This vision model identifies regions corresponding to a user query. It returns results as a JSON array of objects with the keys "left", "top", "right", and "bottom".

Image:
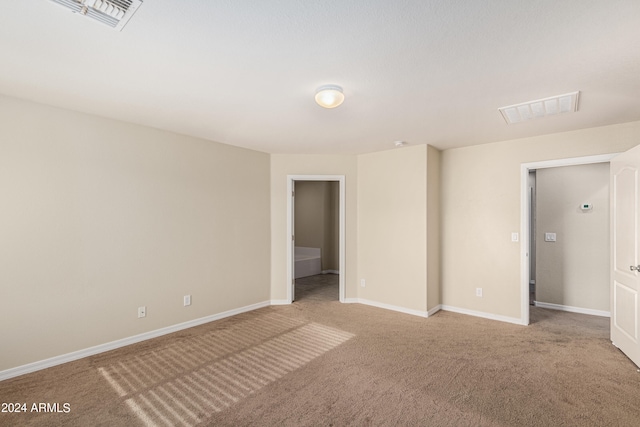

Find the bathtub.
[{"left": 294, "top": 246, "right": 321, "bottom": 279}]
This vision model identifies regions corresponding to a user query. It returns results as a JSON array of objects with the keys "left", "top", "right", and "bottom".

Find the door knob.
[{"left": 630, "top": 265, "right": 640, "bottom": 271}]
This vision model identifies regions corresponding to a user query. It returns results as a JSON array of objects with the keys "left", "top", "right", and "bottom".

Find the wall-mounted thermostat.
[{"left": 580, "top": 203, "right": 593, "bottom": 211}]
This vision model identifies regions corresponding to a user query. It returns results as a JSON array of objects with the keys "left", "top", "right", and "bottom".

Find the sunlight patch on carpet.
[{"left": 98, "top": 312, "right": 354, "bottom": 426}]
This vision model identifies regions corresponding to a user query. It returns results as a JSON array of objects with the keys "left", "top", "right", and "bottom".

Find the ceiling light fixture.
[
  {"left": 315, "top": 85, "right": 345, "bottom": 109},
  {"left": 394, "top": 141, "right": 407, "bottom": 148},
  {"left": 498, "top": 91, "right": 580, "bottom": 124}
]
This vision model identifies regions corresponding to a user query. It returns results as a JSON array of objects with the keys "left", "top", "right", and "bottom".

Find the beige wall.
[
  {"left": 294, "top": 181, "right": 339, "bottom": 271},
  {"left": 441, "top": 121, "right": 640, "bottom": 320},
  {"left": 0, "top": 95, "right": 271, "bottom": 371},
  {"left": 357, "top": 145, "right": 429, "bottom": 311},
  {"left": 5, "top": 91, "right": 640, "bottom": 374},
  {"left": 270, "top": 155, "right": 358, "bottom": 301},
  {"left": 536, "top": 163, "right": 610, "bottom": 311}
]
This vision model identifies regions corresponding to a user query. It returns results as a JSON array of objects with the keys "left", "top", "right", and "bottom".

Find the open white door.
[{"left": 611, "top": 144, "right": 640, "bottom": 367}]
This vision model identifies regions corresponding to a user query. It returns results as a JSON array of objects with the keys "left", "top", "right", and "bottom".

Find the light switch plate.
[{"left": 545, "top": 232, "right": 556, "bottom": 242}]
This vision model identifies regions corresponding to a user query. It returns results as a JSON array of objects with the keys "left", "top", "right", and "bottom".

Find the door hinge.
[{"left": 292, "top": 234, "right": 295, "bottom": 241}]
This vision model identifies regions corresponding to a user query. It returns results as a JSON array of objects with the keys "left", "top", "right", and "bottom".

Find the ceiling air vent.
[
  {"left": 498, "top": 91, "right": 580, "bottom": 124},
  {"left": 49, "top": 0, "right": 143, "bottom": 31}
]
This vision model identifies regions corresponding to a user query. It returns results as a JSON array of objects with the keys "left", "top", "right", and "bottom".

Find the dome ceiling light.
[{"left": 315, "top": 85, "right": 345, "bottom": 109}]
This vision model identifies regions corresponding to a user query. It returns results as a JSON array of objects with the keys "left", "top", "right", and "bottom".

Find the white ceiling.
[{"left": 1, "top": 0, "right": 639, "bottom": 155}]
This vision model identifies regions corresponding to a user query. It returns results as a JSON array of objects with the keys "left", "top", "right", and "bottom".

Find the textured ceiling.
[{"left": 1, "top": 0, "right": 639, "bottom": 154}]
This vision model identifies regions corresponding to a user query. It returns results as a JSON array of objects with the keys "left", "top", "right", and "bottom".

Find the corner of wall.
[{"left": 427, "top": 145, "right": 442, "bottom": 310}]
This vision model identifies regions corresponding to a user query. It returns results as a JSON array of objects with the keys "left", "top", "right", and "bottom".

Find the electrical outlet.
[
  {"left": 360, "top": 279, "right": 366, "bottom": 287},
  {"left": 476, "top": 288, "right": 483, "bottom": 297},
  {"left": 138, "top": 306, "right": 146, "bottom": 318},
  {"left": 184, "top": 295, "right": 191, "bottom": 306}
]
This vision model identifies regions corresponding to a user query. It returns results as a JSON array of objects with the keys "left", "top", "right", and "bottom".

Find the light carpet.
[{"left": 1, "top": 274, "right": 639, "bottom": 426}]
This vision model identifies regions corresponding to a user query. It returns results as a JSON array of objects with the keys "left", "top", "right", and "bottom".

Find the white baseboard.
[
  {"left": 0, "top": 300, "right": 271, "bottom": 382},
  {"left": 427, "top": 304, "right": 442, "bottom": 317},
  {"left": 322, "top": 270, "right": 340, "bottom": 275},
  {"left": 441, "top": 305, "right": 526, "bottom": 325},
  {"left": 534, "top": 301, "right": 610, "bottom": 318},
  {"left": 342, "top": 298, "right": 436, "bottom": 318},
  {"left": 270, "top": 299, "right": 291, "bottom": 305},
  {"left": 346, "top": 301, "right": 519, "bottom": 325}
]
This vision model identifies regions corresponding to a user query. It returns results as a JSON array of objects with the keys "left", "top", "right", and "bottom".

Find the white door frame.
[
  {"left": 287, "top": 175, "right": 346, "bottom": 303},
  {"left": 520, "top": 153, "right": 618, "bottom": 325}
]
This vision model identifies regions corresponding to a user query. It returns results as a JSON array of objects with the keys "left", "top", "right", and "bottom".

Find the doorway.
[
  {"left": 520, "top": 154, "right": 618, "bottom": 325},
  {"left": 286, "top": 175, "right": 346, "bottom": 304}
]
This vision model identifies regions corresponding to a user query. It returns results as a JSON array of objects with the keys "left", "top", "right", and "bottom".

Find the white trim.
[
  {"left": 520, "top": 153, "right": 619, "bottom": 326},
  {"left": 0, "top": 301, "right": 270, "bottom": 382},
  {"left": 441, "top": 305, "right": 526, "bottom": 325},
  {"left": 342, "top": 299, "right": 441, "bottom": 318},
  {"left": 270, "top": 299, "right": 291, "bottom": 305},
  {"left": 534, "top": 301, "right": 611, "bottom": 318},
  {"left": 357, "top": 299, "right": 429, "bottom": 317},
  {"left": 427, "top": 304, "right": 443, "bottom": 317},
  {"left": 287, "top": 175, "right": 346, "bottom": 304},
  {"left": 322, "top": 270, "right": 340, "bottom": 275},
  {"left": 345, "top": 298, "right": 428, "bottom": 318}
]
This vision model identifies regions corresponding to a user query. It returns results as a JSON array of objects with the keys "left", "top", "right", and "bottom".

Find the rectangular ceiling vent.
[
  {"left": 49, "top": 0, "right": 143, "bottom": 31},
  {"left": 498, "top": 91, "right": 580, "bottom": 124}
]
